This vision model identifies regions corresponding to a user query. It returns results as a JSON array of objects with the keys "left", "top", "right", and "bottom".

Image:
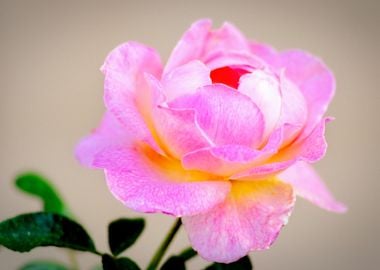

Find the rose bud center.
[{"left": 210, "top": 66, "right": 249, "bottom": 89}]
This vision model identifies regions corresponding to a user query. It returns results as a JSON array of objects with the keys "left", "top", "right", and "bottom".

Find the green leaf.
[
  {"left": 19, "top": 260, "right": 69, "bottom": 270},
  {"left": 102, "top": 254, "right": 140, "bottom": 270},
  {"left": 15, "top": 173, "right": 72, "bottom": 217},
  {"left": 160, "top": 256, "right": 185, "bottom": 270},
  {"left": 204, "top": 256, "right": 253, "bottom": 270},
  {"left": 160, "top": 247, "right": 197, "bottom": 270},
  {"left": 108, "top": 218, "right": 145, "bottom": 256},
  {"left": 0, "top": 212, "right": 97, "bottom": 254}
]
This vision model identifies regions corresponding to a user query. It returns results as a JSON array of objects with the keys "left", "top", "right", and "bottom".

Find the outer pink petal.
[
  {"left": 276, "top": 50, "right": 335, "bottom": 139},
  {"left": 78, "top": 43, "right": 163, "bottom": 167},
  {"left": 204, "top": 21, "right": 250, "bottom": 54},
  {"left": 250, "top": 42, "right": 335, "bottom": 138},
  {"left": 182, "top": 179, "right": 295, "bottom": 263},
  {"left": 249, "top": 41, "right": 277, "bottom": 66},
  {"left": 75, "top": 112, "right": 129, "bottom": 167},
  {"left": 161, "top": 60, "right": 211, "bottom": 102},
  {"left": 93, "top": 146, "right": 231, "bottom": 216},
  {"left": 238, "top": 70, "right": 282, "bottom": 140},
  {"left": 169, "top": 84, "right": 265, "bottom": 148},
  {"left": 164, "top": 19, "right": 212, "bottom": 73},
  {"left": 233, "top": 118, "right": 331, "bottom": 180},
  {"left": 165, "top": 19, "right": 251, "bottom": 72},
  {"left": 182, "top": 126, "right": 285, "bottom": 176},
  {"left": 103, "top": 70, "right": 161, "bottom": 152},
  {"left": 101, "top": 41, "right": 162, "bottom": 78},
  {"left": 279, "top": 161, "right": 347, "bottom": 213},
  {"left": 101, "top": 42, "right": 163, "bottom": 151}
]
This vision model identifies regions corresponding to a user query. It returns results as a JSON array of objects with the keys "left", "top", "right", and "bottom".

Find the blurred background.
[{"left": 0, "top": 0, "right": 379, "bottom": 269}]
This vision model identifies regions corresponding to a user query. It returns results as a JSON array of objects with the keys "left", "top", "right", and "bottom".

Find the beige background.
[{"left": 0, "top": 0, "right": 379, "bottom": 269}]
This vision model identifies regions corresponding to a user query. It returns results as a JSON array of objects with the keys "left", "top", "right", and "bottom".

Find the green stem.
[{"left": 146, "top": 218, "right": 182, "bottom": 270}]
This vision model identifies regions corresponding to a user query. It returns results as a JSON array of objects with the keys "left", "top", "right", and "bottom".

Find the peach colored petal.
[
  {"left": 102, "top": 42, "right": 163, "bottom": 151},
  {"left": 181, "top": 126, "right": 285, "bottom": 176},
  {"left": 182, "top": 179, "right": 295, "bottom": 263},
  {"left": 93, "top": 145, "right": 231, "bottom": 216},
  {"left": 145, "top": 73, "right": 213, "bottom": 158},
  {"left": 233, "top": 118, "right": 331, "bottom": 180}
]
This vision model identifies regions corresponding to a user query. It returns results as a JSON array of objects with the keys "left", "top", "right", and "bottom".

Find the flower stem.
[{"left": 146, "top": 218, "right": 182, "bottom": 270}]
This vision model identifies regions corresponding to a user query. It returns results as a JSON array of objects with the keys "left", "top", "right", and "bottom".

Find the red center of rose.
[{"left": 210, "top": 66, "right": 249, "bottom": 89}]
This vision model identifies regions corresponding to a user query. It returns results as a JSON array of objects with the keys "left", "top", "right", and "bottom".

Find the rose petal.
[
  {"left": 182, "top": 179, "right": 295, "bottom": 263},
  {"left": 233, "top": 118, "right": 331, "bottom": 180},
  {"left": 165, "top": 19, "right": 212, "bottom": 73},
  {"left": 75, "top": 112, "right": 130, "bottom": 167},
  {"left": 154, "top": 106, "right": 213, "bottom": 158},
  {"left": 169, "top": 84, "right": 265, "bottom": 148},
  {"left": 162, "top": 60, "right": 211, "bottom": 102},
  {"left": 249, "top": 41, "right": 277, "bottom": 66},
  {"left": 205, "top": 50, "right": 265, "bottom": 71},
  {"left": 182, "top": 126, "right": 285, "bottom": 176},
  {"left": 144, "top": 73, "right": 213, "bottom": 158},
  {"left": 165, "top": 20, "right": 251, "bottom": 73},
  {"left": 276, "top": 50, "right": 335, "bottom": 139},
  {"left": 250, "top": 42, "right": 335, "bottom": 139},
  {"left": 279, "top": 161, "right": 347, "bottom": 213},
  {"left": 102, "top": 42, "right": 163, "bottom": 151},
  {"left": 93, "top": 145, "right": 231, "bottom": 216},
  {"left": 276, "top": 71, "right": 307, "bottom": 144},
  {"left": 238, "top": 70, "right": 282, "bottom": 140},
  {"left": 284, "top": 117, "right": 332, "bottom": 163},
  {"left": 101, "top": 41, "right": 162, "bottom": 78},
  {"left": 182, "top": 145, "right": 266, "bottom": 176},
  {"left": 103, "top": 70, "right": 161, "bottom": 153},
  {"left": 204, "top": 21, "right": 250, "bottom": 54}
]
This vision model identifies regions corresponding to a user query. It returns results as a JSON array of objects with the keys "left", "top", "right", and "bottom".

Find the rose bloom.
[{"left": 76, "top": 19, "right": 346, "bottom": 263}]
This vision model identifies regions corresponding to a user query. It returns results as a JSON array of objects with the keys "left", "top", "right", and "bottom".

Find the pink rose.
[{"left": 76, "top": 19, "right": 346, "bottom": 263}]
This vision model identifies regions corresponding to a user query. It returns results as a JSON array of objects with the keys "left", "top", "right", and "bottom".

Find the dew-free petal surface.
[
  {"left": 233, "top": 118, "right": 331, "bottom": 179},
  {"left": 182, "top": 179, "right": 295, "bottom": 263},
  {"left": 165, "top": 19, "right": 212, "bottom": 73},
  {"left": 93, "top": 145, "right": 231, "bottom": 216},
  {"left": 279, "top": 161, "right": 347, "bottom": 213},
  {"left": 250, "top": 42, "right": 335, "bottom": 139},
  {"left": 182, "top": 126, "right": 285, "bottom": 176},
  {"left": 154, "top": 106, "right": 213, "bottom": 158},
  {"left": 102, "top": 42, "right": 163, "bottom": 150},
  {"left": 238, "top": 70, "right": 282, "bottom": 140},
  {"left": 169, "top": 84, "right": 264, "bottom": 148},
  {"left": 165, "top": 19, "right": 252, "bottom": 73},
  {"left": 162, "top": 60, "right": 211, "bottom": 101},
  {"left": 75, "top": 112, "right": 129, "bottom": 167}
]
